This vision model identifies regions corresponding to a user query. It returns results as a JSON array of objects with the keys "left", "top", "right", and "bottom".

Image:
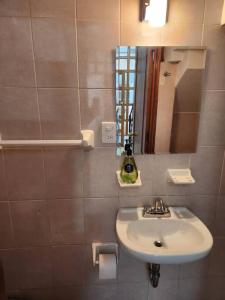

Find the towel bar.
[{"left": 0, "top": 130, "right": 94, "bottom": 150}]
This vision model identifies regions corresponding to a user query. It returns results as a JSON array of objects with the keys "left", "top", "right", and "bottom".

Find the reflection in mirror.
[{"left": 115, "top": 46, "right": 206, "bottom": 155}]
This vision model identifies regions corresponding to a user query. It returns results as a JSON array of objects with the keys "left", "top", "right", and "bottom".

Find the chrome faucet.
[
  {"left": 143, "top": 198, "right": 170, "bottom": 217},
  {"left": 153, "top": 198, "right": 167, "bottom": 214}
]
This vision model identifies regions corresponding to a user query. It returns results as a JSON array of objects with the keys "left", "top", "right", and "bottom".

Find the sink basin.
[{"left": 116, "top": 207, "right": 213, "bottom": 264}]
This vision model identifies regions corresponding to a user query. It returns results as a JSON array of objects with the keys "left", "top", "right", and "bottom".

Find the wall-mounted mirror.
[{"left": 115, "top": 46, "right": 206, "bottom": 155}]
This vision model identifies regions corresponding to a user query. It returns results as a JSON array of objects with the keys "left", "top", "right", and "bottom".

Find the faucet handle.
[
  {"left": 153, "top": 198, "right": 169, "bottom": 214},
  {"left": 153, "top": 198, "right": 162, "bottom": 212},
  {"left": 160, "top": 199, "right": 169, "bottom": 213}
]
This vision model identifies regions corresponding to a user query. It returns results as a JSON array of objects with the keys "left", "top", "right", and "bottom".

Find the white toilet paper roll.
[{"left": 99, "top": 253, "right": 117, "bottom": 280}]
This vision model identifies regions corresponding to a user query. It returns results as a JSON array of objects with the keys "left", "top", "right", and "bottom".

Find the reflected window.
[{"left": 115, "top": 46, "right": 137, "bottom": 155}]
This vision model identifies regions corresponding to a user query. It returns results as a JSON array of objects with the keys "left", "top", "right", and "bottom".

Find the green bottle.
[{"left": 120, "top": 144, "right": 138, "bottom": 184}]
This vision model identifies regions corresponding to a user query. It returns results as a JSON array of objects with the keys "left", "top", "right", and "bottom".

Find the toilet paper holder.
[{"left": 92, "top": 242, "right": 119, "bottom": 266}]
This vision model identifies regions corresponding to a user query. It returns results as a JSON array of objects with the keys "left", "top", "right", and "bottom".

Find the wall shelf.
[
  {"left": 167, "top": 169, "right": 195, "bottom": 185},
  {"left": 116, "top": 170, "right": 142, "bottom": 187},
  {"left": 0, "top": 130, "right": 94, "bottom": 150}
]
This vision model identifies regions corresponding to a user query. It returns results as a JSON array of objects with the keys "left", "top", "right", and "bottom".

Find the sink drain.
[{"left": 154, "top": 240, "right": 162, "bottom": 247}]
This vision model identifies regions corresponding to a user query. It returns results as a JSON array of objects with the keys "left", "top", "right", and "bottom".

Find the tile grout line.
[
  {"left": 29, "top": 14, "right": 43, "bottom": 141},
  {"left": 0, "top": 150, "right": 15, "bottom": 245},
  {"left": 218, "top": 151, "right": 225, "bottom": 195},
  {"left": 0, "top": 86, "right": 117, "bottom": 90},
  {"left": 201, "top": 0, "right": 207, "bottom": 46},
  {"left": 211, "top": 150, "right": 225, "bottom": 237},
  {"left": 119, "top": 0, "right": 121, "bottom": 45},
  {"left": 1, "top": 86, "right": 225, "bottom": 92},
  {"left": 1, "top": 146, "right": 17, "bottom": 245},
  {"left": 74, "top": 0, "right": 85, "bottom": 198},
  {"left": 28, "top": 2, "right": 50, "bottom": 236},
  {"left": 74, "top": 0, "right": 82, "bottom": 134}
]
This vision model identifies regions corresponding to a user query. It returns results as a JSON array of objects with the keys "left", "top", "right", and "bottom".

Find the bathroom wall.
[
  {"left": 0, "top": 0, "right": 224, "bottom": 299},
  {"left": 171, "top": 69, "right": 202, "bottom": 153}
]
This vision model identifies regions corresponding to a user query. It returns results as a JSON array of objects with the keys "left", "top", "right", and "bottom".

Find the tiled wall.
[{"left": 0, "top": 0, "right": 224, "bottom": 299}]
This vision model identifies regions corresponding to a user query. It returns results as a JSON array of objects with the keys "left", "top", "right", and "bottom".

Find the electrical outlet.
[{"left": 102, "top": 122, "right": 116, "bottom": 144}]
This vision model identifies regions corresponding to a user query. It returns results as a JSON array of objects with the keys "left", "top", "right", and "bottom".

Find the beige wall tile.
[
  {"left": 0, "top": 152, "right": 8, "bottom": 201},
  {"left": 205, "top": 0, "right": 224, "bottom": 24},
  {"left": 186, "top": 195, "right": 217, "bottom": 232},
  {"left": 32, "top": 18, "right": 78, "bottom": 87},
  {"left": 121, "top": 0, "right": 140, "bottom": 23},
  {"left": 121, "top": 22, "right": 162, "bottom": 46},
  {"left": 5, "top": 149, "right": 45, "bottom": 201},
  {"left": 118, "top": 181, "right": 153, "bottom": 198},
  {"left": 0, "top": 88, "right": 41, "bottom": 140},
  {"left": 0, "top": 0, "right": 30, "bottom": 17},
  {"left": 177, "top": 278, "right": 206, "bottom": 300},
  {"left": 9, "top": 288, "right": 54, "bottom": 300},
  {"left": 0, "top": 17, "right": 35, "bottom": 86},
  {"left": 0, "top": 59, "right": 35, "bottom": 87},
  {"left": 0, "top": 202, "right": 14, "bottom": 248},
  {"left": 203, "top": 25, "right": 225, "bottom": 90},
  {"left": 118, "top": 247, "right": 148, "bottom": 283},
  {"left": 51, "top": 245, "right": 85, "bottom": 286},
  {"left": 77, "top": 20, "right": 119, "bottom": 88},
  {"left": 83, "top": 148, "right": 119, "bottom": 197},
  {"left": 160, "top": 264, "right": 180, "bottom": 280},
  {"left": 161, "top": 23, "right": 202, "bottom": 46},
  {"left": 149, "top": 279, "right": 178, "bottom": 300},
  {"left": 0, "top": 17, "right": 33, "bottom": 61},
  {"left": 215, "top": 196, "right": 225, "bottom": 237},
  {"left": 11, "top": 200, "right": 50, "bottom": 247},
  {"left": 44, "top": 149, "right": 83, "bottom": 199},
  {"left": 84, "top": 286, "right": 117, "bottom": 300},
  {"left": 190, "top": 147, "right": 224, "bottom": 195},
  {"left": 51, "top": 287, "right": 84, "bottom": 300},
  {"left": 198, "top": 91, "right": 225, "bottom": 146},
  {"left": 205, "top": 276, "right": 225, "bottom": 300},
  {"left": 47, "top": 199, "right": 84, "bottom": 244},
  {"left": 38, "top": 88, "right": 81, "bottom": 139},
  {"left": 77, "top": 0, "right": 120, "bottom": 21},
  {"left": 80, "top": 89, "right": 115, "bottom": 146},
  {"left": 209, "top": 238, "right": 225, "bottom": 276},
  {"left": 84, "top": 197, "right": 118, "bottom": 242},
  {"left": 220, "top": 157, "right": 225, "bottom": 195},
  {"left": 117, "top": 283, "right": 149, "bottom": 300},
  {"left": 168, "top": 0, "right": 205, "bottom": 24},
  {"left": 119, "top": 196, "right": 155, "bottom": 208},
  {"left": 16, "top": 248, "right": 52, "bottom": 289},
  {"left": 31, "top": 0, "right": 75, "bottom": 17},
  {"left": 0, "top": 248, "right": 52, "bottom": 290},
  {"left": 179, "top": 257, "right": 209, "bottom": 279}
]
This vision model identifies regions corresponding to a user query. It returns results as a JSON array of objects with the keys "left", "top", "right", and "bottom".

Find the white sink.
[{"left": 116, "top": 207, "right": 213, "bottom": 264}]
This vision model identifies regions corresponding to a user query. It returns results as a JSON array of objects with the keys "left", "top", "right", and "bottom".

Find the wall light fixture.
[
  {"left": 140, "top": 0, "right": 168, "bottom": 28},
  {"left": 221, "top": 0, "right": 225, "bottom": 25}
]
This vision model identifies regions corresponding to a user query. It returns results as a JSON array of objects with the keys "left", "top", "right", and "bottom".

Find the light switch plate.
[{"left": 102, "top": 122, "right": 116, "bottom": 144}]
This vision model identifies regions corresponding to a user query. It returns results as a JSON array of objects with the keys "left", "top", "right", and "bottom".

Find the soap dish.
[
  {"left": 116, "top": 170, "right": 142, "bottom": 188},
  {"left": 167, "top": 169, "right": 195, "bottom": 185}
]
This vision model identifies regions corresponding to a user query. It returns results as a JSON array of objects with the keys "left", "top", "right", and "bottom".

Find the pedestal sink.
[{"left": 116, "top": 207, "right": 213, "bottom": 264}]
